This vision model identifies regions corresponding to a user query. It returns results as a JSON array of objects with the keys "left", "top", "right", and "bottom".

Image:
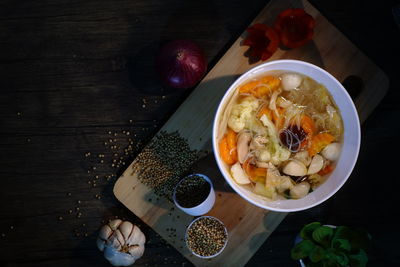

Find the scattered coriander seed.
[
  {"left": 1, "top": 233, "right": 5, "bottom": 237},
  {"left": 58, "top": 216, "right": 63, "bottom": 221},
  {"left": 10, "top": 226, "right": 14, "bottom": 230},
  {"left": 142, "top": 104, "right": 146, "bottom": 108},
  {"left": 108, "top": 131, "right": 112, "bottom": 134},
  {"left": 133, "top": 131, "right": 198, "bottom": 200},
  {"left": 27, "top": 138, "right": 31, "bottom": 142},
  {"left": 17, "top": 112, "right": 21, "bottom": 116},
  {"left": 67, "top": 192, "right": 72, "bottom": 197},
  {"left": 77, "top": 200, "right": 81, "bottom": 204},
  {"left": 129, "top": 119, "right": 133, "bottom": 123},
  {"left": 69, "top": 210, "right": 73, "bottom": 214}
]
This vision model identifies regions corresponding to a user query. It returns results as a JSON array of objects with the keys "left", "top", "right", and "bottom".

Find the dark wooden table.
[{"left": 1, "top": 0, "right": 399, "bottom": 266}]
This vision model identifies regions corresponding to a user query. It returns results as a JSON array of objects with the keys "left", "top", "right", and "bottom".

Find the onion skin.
[{"left": 156, "top": 40, "right": 207, "bottom": 89}]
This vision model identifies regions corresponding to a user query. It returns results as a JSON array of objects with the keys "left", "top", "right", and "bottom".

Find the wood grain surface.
[{"left": 0, "top": 0, "right": 399, "bottom": 266}]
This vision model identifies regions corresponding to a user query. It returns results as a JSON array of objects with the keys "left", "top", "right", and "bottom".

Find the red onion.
[{"left": 156, "top": 40, "right": 207, "bottom": 89}]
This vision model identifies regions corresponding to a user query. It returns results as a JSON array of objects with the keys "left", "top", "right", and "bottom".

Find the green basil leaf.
[
  {"left": 300, "top": 222, "right": 321, "bottom": 240},
  {"left": 312, "top": 226, "right": 334, "bottom": 248},
  {"left": 309, "top": 245, "right": 325, "bottom": 263},
  {"left": 334, "top": 226, "right": 370, "bottom": 252},
  {"left": 291, "top": 240, "right": 316, "bottom": 260},
  {"left": 333, "top": 226, "right": 351, "bottom": 240},
  {"left": 349, "top": 249, "right": 368, "bottom": 267},
  {"left": 332, "top": 238, "right": 351, "bottom": 252},
  {"left": 333, "top": 251, "right": 349, "bottom": 266},
  {"left": 322, "top": 258, "right": 338, "bottom": 267}
]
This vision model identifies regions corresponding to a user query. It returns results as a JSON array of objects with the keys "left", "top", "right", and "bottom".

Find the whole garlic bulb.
[{"left": 97, "top": 219, "right": 146, "bottom": 266}]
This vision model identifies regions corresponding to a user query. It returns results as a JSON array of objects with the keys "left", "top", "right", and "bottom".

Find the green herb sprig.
[{"left": 291, "top": 222, "right": 371, "bottom": 267}]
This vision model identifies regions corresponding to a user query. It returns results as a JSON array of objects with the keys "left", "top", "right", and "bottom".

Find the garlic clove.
[
  {"left": 104, "top": 246, "right": 136, "bottom": 267},
  {"left": 283, "top": 160, "right": 307, "bottom": 176},
  {"left": 230, "top": 162, "right": 251, "bottom": 184},
  {"left": 119, "top": 221, "right": 133, "bottom": 241},
  {"left": 135, "top": 228, "right": 146, "bottom": 246},
  {"left": 281, "top": 73, "right": 303, "bottom": 91},
  {"left": 290, "top": 181, "right": 311, "bottom": 199},
  {"left": 294, "top": 150, "right": 311, "bottom": 167},
  {"left": 321, "top": 142, "right": 341, "bottom": 161},
  {"left": 99, "top": 224, "right": 113, "bottom": 240},
  {"left": 113, "top": 229, "right": 126, "bottom": 247},
  {"left": 107, "top": 235, "right": 122, "bottom": 250},
  {"left": 307, "top": 154, "right": 324, "bottom": 174},
  {"left": 128, "top": 244, "right": 145, "bottom": 259},
  {"left": 126, "top": 225, "right": 144, "bottom": 246},
  {"left": 97, "top": 237, "right": 106, "bottom": 251},
  {"left": 109, "top": 219, "right": 123, "bottom": 230}
]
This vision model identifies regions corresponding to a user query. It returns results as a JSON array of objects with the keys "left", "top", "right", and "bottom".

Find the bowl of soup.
[{"left": 212, "top": 60, "right": 360, "bottom": 212}]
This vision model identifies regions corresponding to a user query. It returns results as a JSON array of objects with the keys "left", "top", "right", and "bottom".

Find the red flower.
[
  {"left": 274, "top": 8, "right": 315, "bottom": 49},
  {"left": 243, "top": 23, "right": 280, "bottom": 61}
]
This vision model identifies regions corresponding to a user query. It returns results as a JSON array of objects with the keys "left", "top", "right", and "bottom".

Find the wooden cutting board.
[{"left": 114, "top": 0, "right": 389, "bottom": 266}]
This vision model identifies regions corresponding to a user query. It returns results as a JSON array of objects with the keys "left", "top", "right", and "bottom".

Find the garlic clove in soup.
[
  {"left": 283, "top": 160, "right": 307, "bottom": 176},
  {"left": 290, "top": 181, "right": 311, "bottom": 199},
  {"left": 281, "top": 73, "right": 303, "bottom": 91},
  {"left": 307, "top": 154, "right": 324, "bottom": 174},
  {"left": 321, "top": 142, "right": 341, "bottom": 161},
  {"left": 231, "top": 162, "right": 251, "bottom": 184},
  {"left": 294, "top": 150, "right": 311, "bottom": 167}
]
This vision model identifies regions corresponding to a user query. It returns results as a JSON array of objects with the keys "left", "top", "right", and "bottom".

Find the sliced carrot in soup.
[{"left": 308, "top": 133, "right": 335, "bottom": 156}]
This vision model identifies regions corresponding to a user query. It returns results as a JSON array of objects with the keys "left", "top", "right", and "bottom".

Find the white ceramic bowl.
[{"left": 212, "top": 59, "right": 360, "bottom": 212}]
